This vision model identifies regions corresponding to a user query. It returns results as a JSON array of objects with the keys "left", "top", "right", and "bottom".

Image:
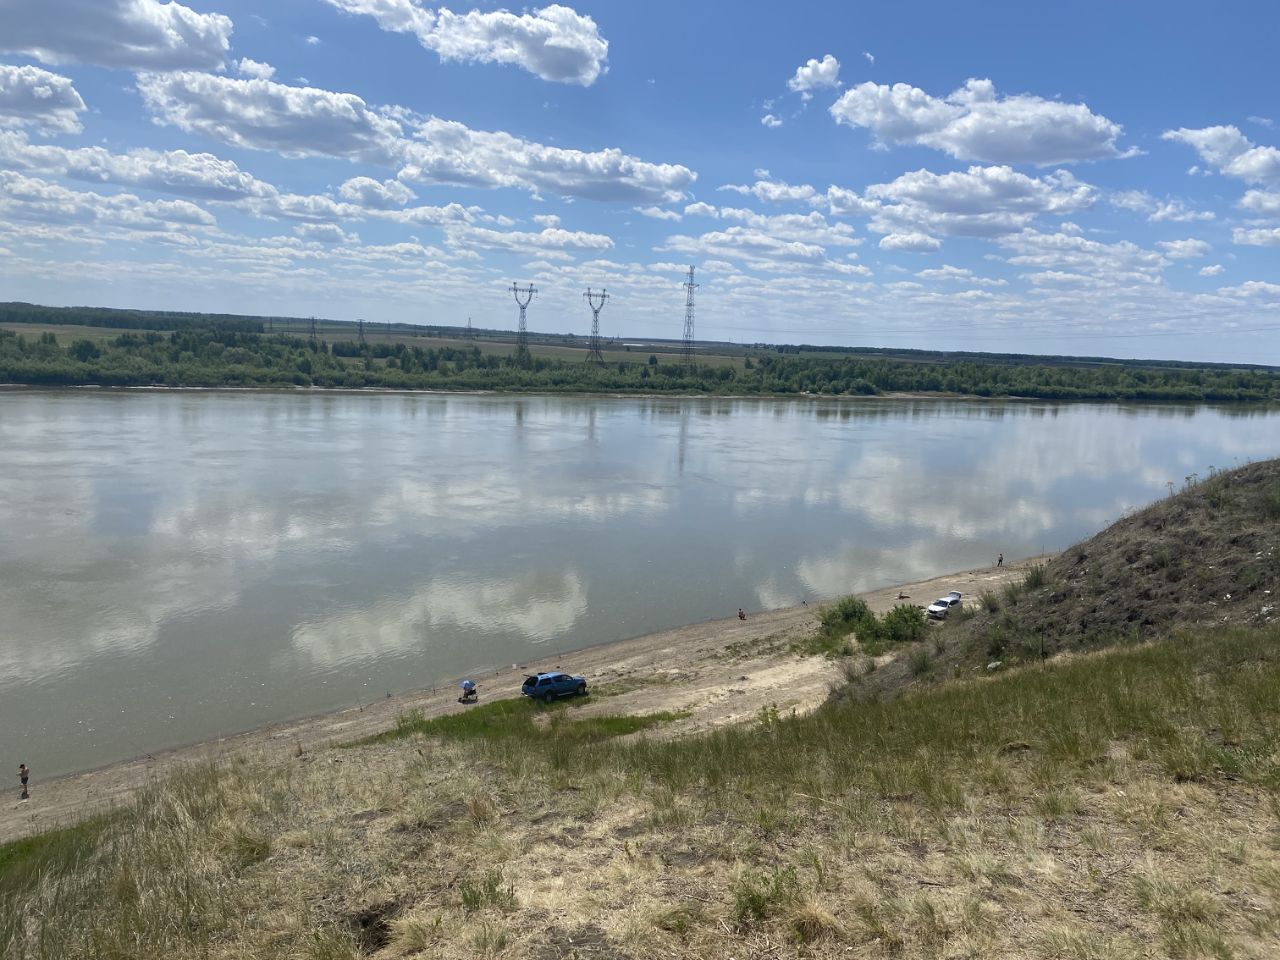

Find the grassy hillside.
[{"left": 4, "top": 462, "right": 1280, "bottom": 959}]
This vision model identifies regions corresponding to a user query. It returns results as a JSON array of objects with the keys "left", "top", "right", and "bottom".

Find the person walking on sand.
[
  {"left": 997, "top": 553, "right": 1004, "bottom": 567},
  {"left": 18, "top": 763, "right": 29, "bottom": 800},
  {"left": 738, "top": 608, "right": 746, "bottom": 621}
]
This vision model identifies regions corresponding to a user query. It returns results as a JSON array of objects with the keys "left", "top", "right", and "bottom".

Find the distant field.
[
  {"left": 3, "top": 318, "right": 747, "bottom": 370},
  {"left": 0, "top": 323, "right": 155, "bottom": 343}
]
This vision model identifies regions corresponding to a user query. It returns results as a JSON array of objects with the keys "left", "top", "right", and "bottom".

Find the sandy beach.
[{"left": 2, "top": 556, "right": 1048, "bottom": 846}]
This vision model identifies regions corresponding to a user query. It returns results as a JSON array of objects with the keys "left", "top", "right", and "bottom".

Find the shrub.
[{"left": 881, "top": 604, "right": 928, "bottom": 645}]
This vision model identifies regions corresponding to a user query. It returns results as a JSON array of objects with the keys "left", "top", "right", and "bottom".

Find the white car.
[{"left": 926, "top": 591, "right": 963, "bottom": 619}]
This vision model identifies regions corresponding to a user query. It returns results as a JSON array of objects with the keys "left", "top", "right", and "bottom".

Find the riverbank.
[{"left": 1, "top": 557, "right": 1047, "bottom": 845}]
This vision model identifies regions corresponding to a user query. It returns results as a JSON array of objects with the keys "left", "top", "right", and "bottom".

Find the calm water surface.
[{"left": 2, "top": 390, "right": 1278, "bottom": 777}]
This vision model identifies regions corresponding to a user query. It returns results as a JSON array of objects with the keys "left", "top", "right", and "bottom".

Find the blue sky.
[{"left": 0, "top": 0, "right": 1277, "bottom": 362}]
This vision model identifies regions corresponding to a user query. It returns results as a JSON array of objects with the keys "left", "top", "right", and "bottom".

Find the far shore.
[{"left": 2, "top": 556, "right": 1052, "bottom": 845}]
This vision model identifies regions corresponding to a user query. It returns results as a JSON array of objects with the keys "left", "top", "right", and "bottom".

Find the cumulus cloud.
[
  {"left": 1218, "top": 280, "right": 1280, "bottom": 299},
  {"left": 1157, "top": 238, "right": 1211, "bottom": 259},
  {"left": 1163, "top": 126, "right": 1280, "bottom": 186},
  {"left": 831, "top": 77, "right": 1130, "bottom": 165},
  {"left": 635, "top": 205, "right": 681, "bottom": 220},
  {"left": 137, "top": 72, "right": 695, "bottom": 203},
  {"left": 0, "top": 171, "right": 216, "bottom": 232},
  {"left": 322, "top": 1, "right": 608, "bottom": 85},
  {"left": 0, "top": 64, "right": 86, "bottom": 134},
  {"left": 337, "top": 175, "right": 415, "bottom": 208},
  {"left": 399, "top": 116, "right": 694, "bottom": 203},
  {"left": 294, "top": 222, "right": 358, "bottom": 244},
  {"left": 0, "top": 130, "right": 278, "bottom": 200},
  {"left": 787, "top": 54, "right": 840, "bottom": 99},
  {"left": 0, "top": 0, "right": 232, "bottom": 71},
  {"left": 1199, "top": 264, "right": 1224, "bottom": 276},
  {"left": 719, "top": 177, "right": 819, "bottom": 205},
  {"left": 917, "top": 264, "right": 1006, "bottom": 286},
  {"left": 444, "top": 222, "right": 613, "bottom": 253},
  {"left": 683, "top": 201, "right": 717, "bottom": 218},
  {"left": 879, "top": 232, "right": 940, "bottom": 252},
  {"left": 761, "top": 114, "right": 783, "bottom": 128},
  {"left": 860, "top": 165, "right": 1095, "bottom": 237},
  {"left": 1233, "top": 226, "right": 1280, "bottom": 246},
  {"left": 661, "top": 226, "right": 828, "bottom": 265},
  {"left": 234, "top": 57, "right": 276, "bottom": 80},
  {"left": 136, "top": 72, "right": 403, "bottom": 163},
  {"left": 1108, "top": 190, "right": 1215, "bottom": 222},
  {"left": 1240, "top": 190, "right": 1280, "bottom": 217},
  {"left": 999, "top": 229, "right": 1168, "bottom": 285}
]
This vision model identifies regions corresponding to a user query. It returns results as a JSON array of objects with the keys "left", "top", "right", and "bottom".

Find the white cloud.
[
  {"left": 322, "top": 1, "right": 608, "bottom": 85},
  {"left": 661, "top": 227, "right": 828, "bottom": 266},
  {"left": 399, "top": 116, "right": 694, "bottom": 203},
  {"left": 863, "top": 51, "right": 874, "bottom": 64},
  {"left": 715, "top": 208, "right": 859, "bottom": 248},
  {"left": 136, "top": 72, "right": 695, "bottom": 202},
  {"left": 0, "top": 0, "right": 232, "bottom": 71},
  {"left": 848, "top": 165, "right": 1095, "bottom": 238},
  {"left": 831, "top": 77, "right": 1129, "bottom": 165},
  {"left": 136, "top": 72, "right": 403, "bottom": 163},
  {"left": 719, "top": 177, "right": 819, "bottom": 205},
  {"left": 635, "top": 205, "right": 681, "bottom": 221},
  {"left": 879, "top": 232, "right": 940, "bottom": 252},
  {"left": 234, "top": 57, "right": 276, "bottom": 80},
  {"left": 0, "top": 131, "right": 278, "bottom": 200},
  {"left": 305, "top": 35, "right": 321, "bottom": 45},
  {"left": 761, "top": 113, "right": 783, "bottom": 128},
  {"left": 917, "top": 264, "right": 1006, "bottom": 286},
  {"left": 294, "top": 222, "right": 358, "bottom": 244},
  {"left": 1108, "top": 189, "right": 1213, "bottom": 222},
  {"left": 1218, "top": 280, "right": 1280, "bottom": 299},
  {"left": 787, "top": 54, "right": 840, "bottom": 99},
  {"left": 683, "top": 201, "right": 717, "bottom": 218},
  {"left": 1232, "top": 226, "right": 1280, "bottom": 246},
  {"left": 444, "top": 223, "right": 613, "bottom": 253},
  {"left": 337, "top": 175, "right": 415, "bottom": 208},
  {"left": 1240, "top": 190, "right": 1280, "bottom": 217},
  {"left": 1000, "top": 229, "right": 1168, "bottom": 284},
  {"left": 1163, "top": 126, "right": 1280, "bottom": 186},
  {"left": 0, "top": 64, "right": 86, "bottom": 134},
  {"left": 1157, "top": 238, "right": 1211, "bottom": 259},
  {"left": 0, "top": 171, "right": 216, "bottom": 232},
  {"left": 1199, "top": 264, "right": 1224, "bottom": 276}
]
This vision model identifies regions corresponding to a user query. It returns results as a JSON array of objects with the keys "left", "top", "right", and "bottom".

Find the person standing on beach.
[
  {"left": 997, "top": 553, "right": 1004, "bottom": 567},
  {"left": 18, "top": 763, "right": 29, "bottom": 799}
]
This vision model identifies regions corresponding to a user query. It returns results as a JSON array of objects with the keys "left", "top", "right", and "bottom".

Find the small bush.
[
  {"left": 882, "top": 604, "right": 928, "bottom": 644},
  {"left": 909, "top": 648, "right": 933, "bottom": 676},
  {"left": 820, "top": 596, "right": 872, "bottom": 633},
  {"left": 459, "top": 869, "right": 516, "bottom": 913},
  {"left": 1023, "top": 564, "right": 1048, "bottom": 589},
  {"left": 980, "top": 591, "right": 1001, "bottom": 613},
  {"left": 732, "top": 867, "right": 801, "bottom": 925}
]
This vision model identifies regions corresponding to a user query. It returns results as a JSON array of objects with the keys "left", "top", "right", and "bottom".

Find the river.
[{"left": 2, "top": 389, "right": 1277, "bottom": 777}]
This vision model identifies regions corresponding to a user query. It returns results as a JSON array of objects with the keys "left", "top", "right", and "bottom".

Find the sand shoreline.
[{"left": 2, "top": 556, "right": 1051, "bottom": 845}]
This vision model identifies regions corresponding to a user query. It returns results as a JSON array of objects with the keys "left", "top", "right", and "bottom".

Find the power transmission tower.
[
  {"left": 509, "top": 282, "right": 536, "bottom": 366},
  {"left": 309, "top": 316, "right": 317, "bottom": 344},
  {"left": 466, "top": 316, "right": 473, "bottom": 339},
  {"left": 583, "top": 287, "right": 609, "bottom": 363},
  {"left": 357, "top": 318, "right": 365, "bottom": 344},
  {"left": 682, "top": 265, "right": 697, "bottom": 366}
]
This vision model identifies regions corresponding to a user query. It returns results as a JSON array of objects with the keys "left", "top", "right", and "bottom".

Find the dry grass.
[{"left": 3, "top": 620, "right": 1280, "bottom": 959}]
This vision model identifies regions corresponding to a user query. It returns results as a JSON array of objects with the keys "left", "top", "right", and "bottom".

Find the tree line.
[{"left": 1, "top": 324, "right": 1278, "bottom": 402}]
